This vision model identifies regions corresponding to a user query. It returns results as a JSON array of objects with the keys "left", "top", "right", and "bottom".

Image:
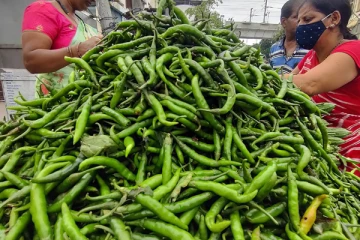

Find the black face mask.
[{"left": 296, "top": 13, "right": 332, "bottom": 50}]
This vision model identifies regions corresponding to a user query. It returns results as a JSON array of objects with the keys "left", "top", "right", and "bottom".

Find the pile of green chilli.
[{"left": 0, "top": 1, "right": 359, "bottom": 239}]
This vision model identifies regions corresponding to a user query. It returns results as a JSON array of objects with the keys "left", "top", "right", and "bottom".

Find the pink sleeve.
[
  {"left": 297, "top": 50, "right": 313, "bottom": 71},
  {"left": 333, "top": 41, "right": 360, "bottom": 69},
  {"left": 22, "top": 1, "right": 59, "bottom": 42}
]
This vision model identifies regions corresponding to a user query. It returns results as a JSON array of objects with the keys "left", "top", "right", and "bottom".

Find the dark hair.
[
  {"left": 281, "top": 0, "right": 304, "bottom": 19},
  {"left": 302, "top": 0, "right": 358, "bottom": 40}
]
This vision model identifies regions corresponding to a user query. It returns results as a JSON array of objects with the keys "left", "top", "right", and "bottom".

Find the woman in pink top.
[{"left": 22, "top": 0, "right": 102, "bottom": 96}]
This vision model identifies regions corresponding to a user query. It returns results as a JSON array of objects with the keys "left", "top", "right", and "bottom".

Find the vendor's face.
[
  {"left": 298, "top": 3, "right": 331, "bottom": 26},
  {"left": 297, "top": 3, "right": 335, "bottom": 49},
  {"left": 72, "top": 0, "right": 95, "bottom": 11},
  {"left": 282, "top": 11, "right": 298, "bottom": 37}
]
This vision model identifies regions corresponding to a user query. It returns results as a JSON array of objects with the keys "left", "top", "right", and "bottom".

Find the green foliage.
[
  {"left": 253, "top": 39, "right": 273, "bottom": 59},
  {"left": 273, "top": 28, "right": 285, "bottom": 42},
  {"left": 253, "top": 27, "right": 284, "bottom": 59},
  {"left": 185, "top": 0, "right": 224, "bottom": 28}
]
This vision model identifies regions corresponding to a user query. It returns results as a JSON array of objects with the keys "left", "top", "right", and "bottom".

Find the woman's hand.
[
  {"left": 22, "top": 32, "right": 103, "bottom": 74},
  {"left": 77, "top": 34, "right": 103, "bottom": 57}
]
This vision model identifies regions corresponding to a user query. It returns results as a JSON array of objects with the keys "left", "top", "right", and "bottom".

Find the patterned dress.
[{"left": 22, "top": 1, "right": 98, "bottom": 97}]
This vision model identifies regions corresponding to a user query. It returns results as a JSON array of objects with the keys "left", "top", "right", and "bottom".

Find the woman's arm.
[
  {"left": 22, "top": 32, "right": 101, "bottom": 74},
  {"left": 281, "top": 67, "right": 300, "bottom": 80},
  {"left": 292, "top": 52, "right": 358, "bottom": 96},
  {"left": 280, "top": 67, "right": 299, "bottom": 80},
  {"left": 292, "top": 66, "right": 300, "bottom": 75},
  {"left": 22, "top": 32, "right": 73, "bottom": 74}
]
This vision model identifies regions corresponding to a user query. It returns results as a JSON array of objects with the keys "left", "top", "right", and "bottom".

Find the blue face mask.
[{"left": 296, "top": 14, "right": 332, "bottom": 50}]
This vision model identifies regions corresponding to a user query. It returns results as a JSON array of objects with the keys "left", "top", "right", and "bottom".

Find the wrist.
[
  {"left": 70, "top": 45, "right": 77, "bottom": 57},
  {"left": 66, "top": 45, "right": 77, "bottom": 57},
  {"left": 66, "top": 46, "right": 72, "bottom": 57},
  {"left": 77, "top": 42, "right": 87, "bottom": 57},
  {"left": 77, "top": 43, "right": 82, "bottom": 58}
]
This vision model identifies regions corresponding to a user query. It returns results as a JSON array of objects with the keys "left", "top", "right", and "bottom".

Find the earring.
[{"left": 330, "top": 24, "right": 336, "bottom": 28}]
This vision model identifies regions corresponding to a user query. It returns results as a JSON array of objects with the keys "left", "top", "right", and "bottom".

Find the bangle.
[
  {"left": 67, "top": 46, "right": 73, "bottom": 57},
  {"left": 77, "top": 43, "right": 82, "bottom": 58}
]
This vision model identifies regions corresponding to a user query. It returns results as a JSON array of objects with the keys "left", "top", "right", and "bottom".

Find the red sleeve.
[
  {"left": 297, "top": 50, "right": 313, "bottom": 71},
  {"left": 22, "top": 1, "right": 59, "bottom": 42},
  {"left": 333, "top": 41, "right": 360, "bottom": 69}
]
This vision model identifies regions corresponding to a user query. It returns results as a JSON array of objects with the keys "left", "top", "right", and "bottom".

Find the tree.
[
  {"left": 185, "top": 0, "right": 224, "bottom": 28},
  {"left": 273, "top": 28, "right": 285, "bottom": 42},
  {"left": 254, "top": 27, "right": 284, "bottom": 59},
  {"left": 255, "top": 39, "right": 275, "bottom": 59}
]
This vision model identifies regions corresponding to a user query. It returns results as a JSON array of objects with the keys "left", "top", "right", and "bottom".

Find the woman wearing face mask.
[
  {"left": 22, "top": 0, "right": 102, "bottom": 97},
  {"left": 292, "top": 0, "right": 360, "bottom": 174}
]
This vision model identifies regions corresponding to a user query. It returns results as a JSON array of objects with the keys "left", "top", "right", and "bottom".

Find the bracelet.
[
  {"left": 67, "top": 46, "right": 74, "bottom": 57},
  {"left": 77, "top": 43, "right": 82, "bottom": 58}
]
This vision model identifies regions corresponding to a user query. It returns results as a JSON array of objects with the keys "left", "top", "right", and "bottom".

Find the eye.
[{"left": 306, "top": 16, "right": 314, "bottom": 22}]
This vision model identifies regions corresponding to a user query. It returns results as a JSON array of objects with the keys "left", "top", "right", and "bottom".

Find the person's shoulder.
[
  {"left": 23, "top": 0, "right": 60, "bottom": 33},
  {"left": 296, "top": 47, "right": 310, "bottom": 54},
  {"left": 270, "top": 40, "right": 282, "bottom": 50},
  {"left": 343, "top": 39, "right": 360, "bottom": 45},
  {"left": 25, "top": 1, "right": 54, "bottom": 12},
  {"left": 335, "top": 40, "right": 360, "bottom": 51},
  {"left": 303, "top": 49, "right": 315, "bottom": 57},
  {"left": 330, "top": 40, "right": 360, "bottom": 56},
  {"left": 269, "top": 40, "right": 283, "bottom": 57},
  {"left": 339, "top": 40, "right": 360, "bottom": 49}
]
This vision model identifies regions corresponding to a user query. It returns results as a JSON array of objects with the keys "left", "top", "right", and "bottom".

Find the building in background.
[
  {"left": 117, "top": 0, "right": 145, "bottom": 11},
  {"left": 349, "top": 0, "right": 360, "bottom": 37},
  {"left": 82, "top": 1, "right": 126, "bottom": 32}
]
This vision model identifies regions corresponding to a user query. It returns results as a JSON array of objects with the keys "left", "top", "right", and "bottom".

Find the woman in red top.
[{"left": 291, "top": 0, "right": 360, "bottom": 175}]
